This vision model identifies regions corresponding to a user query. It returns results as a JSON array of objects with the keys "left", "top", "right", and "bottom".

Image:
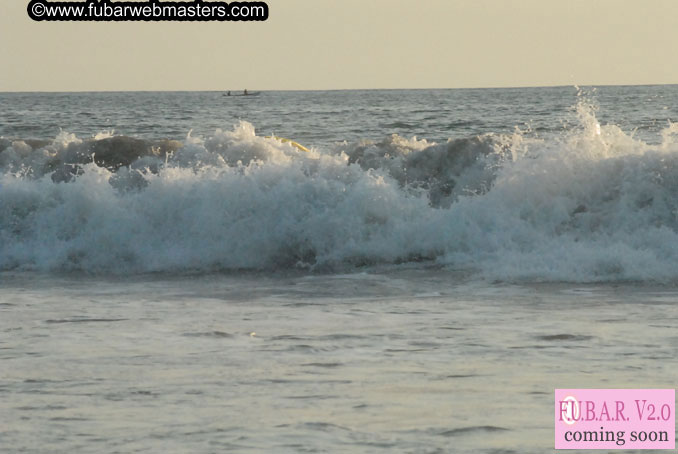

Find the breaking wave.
[{"left": 3, "top": 101, "right": 678, "bottom": 282}]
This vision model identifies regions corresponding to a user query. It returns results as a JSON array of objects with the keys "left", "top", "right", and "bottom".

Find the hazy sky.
[{"left": 2, "top": 0, "right": 677, "bottom": 91}]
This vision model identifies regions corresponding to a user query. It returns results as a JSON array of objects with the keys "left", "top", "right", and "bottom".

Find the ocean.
[{"left": 2, "top": 86, "right": 678, "bottom": 452}]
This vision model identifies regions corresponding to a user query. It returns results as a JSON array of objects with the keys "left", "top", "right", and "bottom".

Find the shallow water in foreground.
[{"left": 2, "top": 270, "right": 677, "bottom": 453}]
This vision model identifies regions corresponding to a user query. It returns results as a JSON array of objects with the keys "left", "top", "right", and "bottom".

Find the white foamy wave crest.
[{"left": 2, "top": 103, "right": 678, "bottom": 282}]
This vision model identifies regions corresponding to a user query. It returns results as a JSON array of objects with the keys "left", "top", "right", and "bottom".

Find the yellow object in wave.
[{"left": 264, "top": 136, "right": 310, "bottom": 153}]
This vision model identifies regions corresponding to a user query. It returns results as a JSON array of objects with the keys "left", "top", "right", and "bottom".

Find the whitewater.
[
  {"left": 2, "top": 86, "right": 678, "bottom": 453},
  {"left": 2, "top": 88, "right": 678, "bottom": 281}
]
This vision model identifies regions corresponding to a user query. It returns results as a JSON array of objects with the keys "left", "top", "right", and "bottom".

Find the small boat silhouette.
[{"left": 224, "top": 91, "right": 261, "bottom": 97}]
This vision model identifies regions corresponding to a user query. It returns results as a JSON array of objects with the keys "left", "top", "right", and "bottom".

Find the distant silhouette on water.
[{"left": 223, "top": 89, "right": 260, "bottom": 97}]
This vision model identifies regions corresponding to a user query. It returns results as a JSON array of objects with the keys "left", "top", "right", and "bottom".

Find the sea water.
[{"left": 2, "top": 86, "right": 678, "bottom": 453}]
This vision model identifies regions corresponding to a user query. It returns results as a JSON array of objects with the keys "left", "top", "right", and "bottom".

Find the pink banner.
[{"left": 555, "top": 389, "right": 675, "bottom": 450}]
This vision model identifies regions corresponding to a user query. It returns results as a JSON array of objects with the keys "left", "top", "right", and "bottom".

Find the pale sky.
[{"left": 1, "top": 0, "right": 677, "bottom": 91}]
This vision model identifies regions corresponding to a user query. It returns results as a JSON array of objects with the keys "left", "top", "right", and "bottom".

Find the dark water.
[{"left": 2, "top": 86, "right": 677, "bottom": 145}]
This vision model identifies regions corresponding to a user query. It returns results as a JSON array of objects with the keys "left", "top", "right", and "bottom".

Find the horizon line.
[{"left": 2, "top": 82, "right": 678, "bottom": 94}]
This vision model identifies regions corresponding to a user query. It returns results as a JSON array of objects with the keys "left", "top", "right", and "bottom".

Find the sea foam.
[{"left": 2, "top": 101, "right": 678, "bottom": 281}]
